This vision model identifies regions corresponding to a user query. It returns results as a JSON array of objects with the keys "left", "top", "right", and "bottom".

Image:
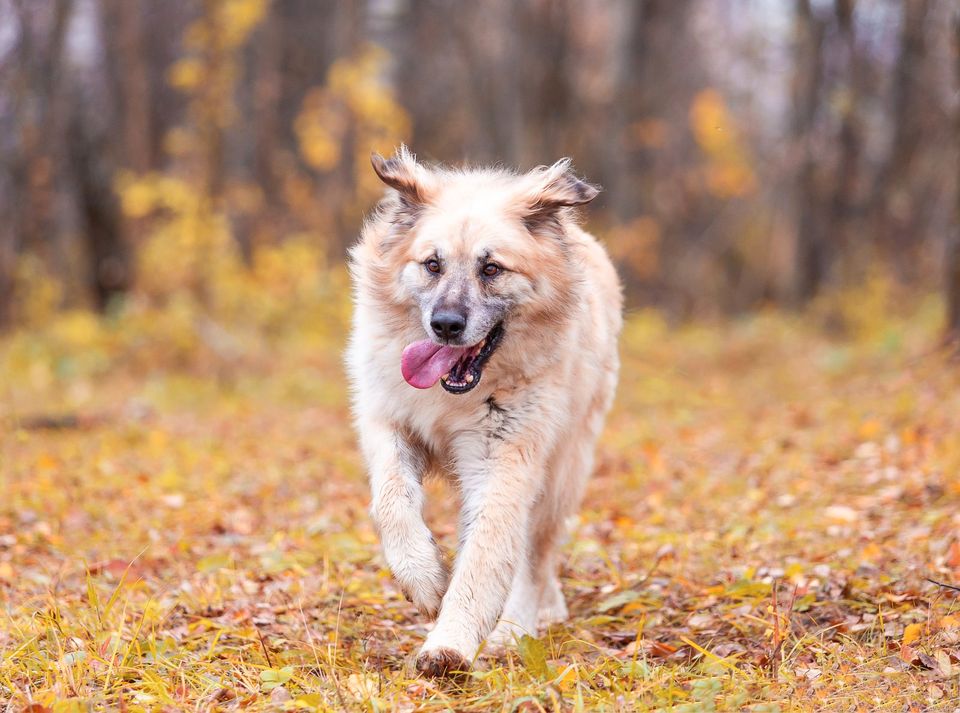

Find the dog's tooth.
[
  {"left": 442, "top": 373, "right": 450, "bottom": 381},
  {"left": 465, "top": 373, "right": 474, "bottom": 383}
]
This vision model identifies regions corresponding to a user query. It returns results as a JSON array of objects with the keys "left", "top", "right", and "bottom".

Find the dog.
[{"left": 346, "top": 147, "right": 622, "bottom": 676}]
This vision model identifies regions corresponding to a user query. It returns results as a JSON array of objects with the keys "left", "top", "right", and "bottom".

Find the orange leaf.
[
  {"left": 36, "top": 454, "right": 59, "bottom": 471},
  {"left": 858, "top": 420, "right": 882, "bottom": 440},
  {"left": 859, "top": 542, "right": 882, "bottom": 562},
  {"left": 900, "top": 643, "right": 919, "bottom": 665},
  {"left": 946, "top": 541, "right": 960, "bottom": 569},
  {"left": 648, "top": 641, "right": 678, "bottom": 658}
]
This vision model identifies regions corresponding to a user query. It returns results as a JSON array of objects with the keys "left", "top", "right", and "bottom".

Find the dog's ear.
[
  {"left": 521, "top": 159, "right": 599, "bottom": 232},
  {"left": 370, "top": 146, "right": 436, "bottom": 205}
]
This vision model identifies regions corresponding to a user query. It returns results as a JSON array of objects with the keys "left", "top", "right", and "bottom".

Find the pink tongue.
[{"left": 401, "top": 340, "right": 469, "bottom": 389}]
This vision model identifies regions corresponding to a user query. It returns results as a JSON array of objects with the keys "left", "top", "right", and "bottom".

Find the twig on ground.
[
  {"left": 770, "top": 582, "right": 781, "bottom": 680},
  {"left": 925, "top": 577, "right": 960, "bottom": 593},
  {"left": 256, "top": 627, "right": 274, "bottom": 669}
]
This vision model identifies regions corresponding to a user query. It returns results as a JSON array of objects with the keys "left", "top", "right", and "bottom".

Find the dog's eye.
[
  {"left": 481, "top": 263, "right": 501, "bottom": 278},
  {"left": 424, "top": 259, "right": 441, "bottom": 274}
]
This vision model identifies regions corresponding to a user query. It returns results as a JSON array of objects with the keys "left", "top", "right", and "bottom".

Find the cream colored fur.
[{"left": 346, "top": 148, "right": 622, "bottom": 676}]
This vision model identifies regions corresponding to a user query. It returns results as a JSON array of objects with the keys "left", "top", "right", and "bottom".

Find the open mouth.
[
  {"left": 439, "top": 322, "right": 504, "bottom": 394},
  {"left": 400, "top": 322, "right": 504, "bottom": 394}
]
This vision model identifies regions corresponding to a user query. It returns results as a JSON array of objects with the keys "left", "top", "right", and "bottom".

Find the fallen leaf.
[
  {"left": 259, "top": 666, "right": 293, "bottom": 692},
  {"left": 946, "top": 541, "right": 960, "bottom": 569},
  {"left": 269, "top": 686, "right": 291, "bottom": 703},
  {"left": 648, "top": 641, "right": 678, "bottom": 658},
  {"left": 939, "top": 615, "right": 959, "bottom": 630},
  {"left": 903, "top": 623, "right": 923, "bottom": 646},
  {"left": 935, "top": 650, "right": 952, "bottom": 677},
  {"left": 824, "top": 505, "right": 858, "bottom": 524},
  {"left": 596, "top": 590, "right": 640, "bottom": 613},
  {"left": 900, "top": 644, "right": 919, "bottom": 665},
  {"left": 346, "top": 673, "right": 378, "bottom": 700},
  {"left": 518, "top": 634, "right": 551, "bottom": 680}
]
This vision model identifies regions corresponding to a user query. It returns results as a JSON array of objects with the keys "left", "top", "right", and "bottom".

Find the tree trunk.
[
  {"left": 68, "top": 95, "right": 132, "bottom": 311},
  {"left": 828, "top": 0, "right": 864, "bottom": 282},
  {"left": 790, "top": 0, "right": 827, "bottom": 304},
  {"left": 11, "top": 0, "right": 75, "bottom": 257},
  {"left": 608, "top": 0, "right": 695, "bottom": 226},
  {"left": 200, "top": 0, "right": 227, "bottom": 211},
  {"left": 1, "top": 0, "right": 75, "bottom": 325},
  {"left": 253, "top": 5, "right": 282, "bottom": 212},
  {"left": 116, "top": 0, "right": 153, "bottom": 172},
  {"left": 947, "top": 13, "right": 960, "bottom": 341},
  {"left": 872, "top": 0, "right": 932, "bottom": 261}
]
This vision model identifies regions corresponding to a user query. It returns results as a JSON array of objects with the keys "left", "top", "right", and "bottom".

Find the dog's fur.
[{"left": 347, "top": 148, "right": 622, "bottom": 676}]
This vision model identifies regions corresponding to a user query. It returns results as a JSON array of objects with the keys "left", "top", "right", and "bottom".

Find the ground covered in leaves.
[{"left": 2, "top": 282, "right": 959, "bottom": 711}]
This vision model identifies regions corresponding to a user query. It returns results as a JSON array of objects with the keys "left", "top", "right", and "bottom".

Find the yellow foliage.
[
  {"left": 117, "top": 172, "right": 199, "bottom": 218},
  {"left": 814, "top": 265, "right": 919, "bottom": 343},
  {"left": 690, "top": 89, "right": 757, "bottom": 198},
  {"left": 218, "top": 0, "right": 268, "bottom": 48},
  {"left": 295, "top": 89, "right": 347, "bottom": 171},
  {"left": 10, "top": 254, "right": 62, "bottom": 327},
  {"left": 294, "top": 44, "right": 411, "bottom": 214},
  {"left": 167, "top": 58, "right": 204, "bottom": 91},
  {"left": 181, "top": 0, "right": 267, "bottom": 51},
  {"left": 48, "top": 311, "right": 102, "bottom": 350}
]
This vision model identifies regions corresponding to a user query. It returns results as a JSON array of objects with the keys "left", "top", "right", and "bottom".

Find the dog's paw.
[
  {"left": 537, "top": 577, "right": 569, "bottom": 626},
  {"left": 397, "top": 560, "right": 449, "bottom": 619},
  {"left": 416, "top": 647, "right": 471, "bottom": 678},
  {"left": 537, "top": 599, "right": 568, "bottom": 626},
  {"left": 382, "top": 535, "right": 450, "bottom": 619}
]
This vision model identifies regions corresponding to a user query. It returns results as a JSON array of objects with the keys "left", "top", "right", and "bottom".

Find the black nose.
[{"left": 431, "top": 310, "right": 467, "bottom": 341}]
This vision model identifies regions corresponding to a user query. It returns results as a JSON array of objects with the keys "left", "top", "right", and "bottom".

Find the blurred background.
[{"left": 1, "top": 0, "right": 958, "bottom": 333}]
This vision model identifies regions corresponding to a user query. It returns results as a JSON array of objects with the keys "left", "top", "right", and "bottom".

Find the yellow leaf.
[
  {"left": 785, "top": 562, "right": 805, "bottom": 579},
  {"left": 554, "top": 664, "right": 578, "bottom": 691},
  {"left": 903, "top": 623, "right": 922, "bottom": 646},
  {"left": 168, "top": 58, "right": 204, "bottom": 91},
  {"left": 939, "top": 615, "right": 960, "bottom": 630}
]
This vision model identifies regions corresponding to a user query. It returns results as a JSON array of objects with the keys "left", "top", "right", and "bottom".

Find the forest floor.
[{"left": 2, "top": 284, "right": 959, "bottom": 712}]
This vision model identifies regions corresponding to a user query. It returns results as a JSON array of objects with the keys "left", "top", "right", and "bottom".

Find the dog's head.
[{"left": 363, "top": 147, "right": 598, "bottom": 394}]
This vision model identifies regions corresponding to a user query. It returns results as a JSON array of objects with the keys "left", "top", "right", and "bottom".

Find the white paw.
[
  {"left": 415, "top": 645, "right": 472, "bottom": 678},
  {"left": 537, "top": 579, "right": 569, "bottom": 625},
  {"left": 419, "top": 625, "right": 476, "bottom": 675},
  {"left": 537, "top": 600, "right": 569, "bottom": 626},
  {"left": 383, "top": 541, "right": 449, "bottom": 619}
]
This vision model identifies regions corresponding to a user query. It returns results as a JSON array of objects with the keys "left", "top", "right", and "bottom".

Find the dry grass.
[{"left": 1, "top": 288, "right": 959, "bottom": 711}]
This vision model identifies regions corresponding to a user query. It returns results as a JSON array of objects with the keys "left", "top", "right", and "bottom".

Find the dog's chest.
[{"left": 394, "top": 386, "right": 503, "bottom": 454}]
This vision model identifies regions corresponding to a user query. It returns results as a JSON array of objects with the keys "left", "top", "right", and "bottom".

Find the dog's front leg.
[
  {"left": 361, "top": 419, "right": 449, "bottom": 618},
  {"left": 416, "top": 445, "right": 541, "bottom": 676}
]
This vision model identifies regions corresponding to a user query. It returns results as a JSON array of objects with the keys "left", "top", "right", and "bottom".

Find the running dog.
[{"left": 347, "top": 147, "right": 622, "bottom": 676}]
